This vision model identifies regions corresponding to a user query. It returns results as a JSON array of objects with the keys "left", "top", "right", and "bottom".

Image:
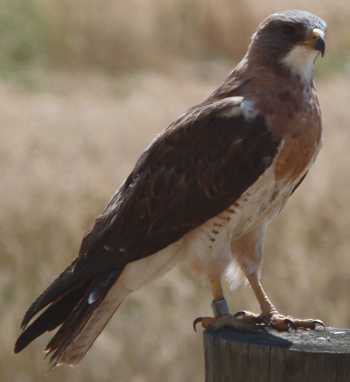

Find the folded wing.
[{"left": 15, "top": 96, "right": 281, "bottom": 365}]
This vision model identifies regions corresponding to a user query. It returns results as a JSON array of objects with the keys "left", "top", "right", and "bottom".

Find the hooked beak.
[{"left": 305, "top": 28, "right": 326, "bottom": 57}]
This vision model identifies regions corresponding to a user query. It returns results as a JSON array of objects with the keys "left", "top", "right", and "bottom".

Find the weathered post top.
[{"left": 204, "top": 327, "right": 350, "bottom": 382}]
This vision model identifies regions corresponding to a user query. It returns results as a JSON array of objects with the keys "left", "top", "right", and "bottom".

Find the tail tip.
[{"left": 14, "top": 337, "right": 24, "bottom": 354}]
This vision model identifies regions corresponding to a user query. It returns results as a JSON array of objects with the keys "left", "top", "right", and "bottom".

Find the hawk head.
[{"left": 248, "top": 10, "right": 327, "bottom": 82}]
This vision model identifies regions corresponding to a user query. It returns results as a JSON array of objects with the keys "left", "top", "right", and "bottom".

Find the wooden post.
[{"left": 204, "top": 327, "right": 350, "bottom": 382}]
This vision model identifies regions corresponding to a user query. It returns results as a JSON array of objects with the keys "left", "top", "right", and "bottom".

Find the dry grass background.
[{"left": 1, "top": 1, "right": 350, "bottom": 381}]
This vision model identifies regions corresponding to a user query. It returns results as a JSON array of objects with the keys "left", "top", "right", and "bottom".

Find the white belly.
[
  {"left": 182, "top": 162, "right": 298, "bottom": 283},
  {"left": 118, "top": 161, "right": 301, "bottom": 292}
]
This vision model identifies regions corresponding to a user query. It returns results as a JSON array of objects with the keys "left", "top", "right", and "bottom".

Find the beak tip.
[{"left": 315, "top": 38, "right": 326, "bottom": 57}]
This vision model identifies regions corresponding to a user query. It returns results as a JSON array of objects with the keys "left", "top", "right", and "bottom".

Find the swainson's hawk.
[{"left": 15, "top": 9, "right": 327, "bottom": 366}]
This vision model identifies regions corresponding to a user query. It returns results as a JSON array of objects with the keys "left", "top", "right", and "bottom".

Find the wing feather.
[
  {"left": 15, "top": 97, "right": 282, "bottom": 362},
  {"left": 79, "top": 97, "right": 281, "bottom": 264}
]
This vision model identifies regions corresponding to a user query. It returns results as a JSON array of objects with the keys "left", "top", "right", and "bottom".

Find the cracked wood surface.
[{"left": 204, "top": 327, "right": 350, "bottom": 382}]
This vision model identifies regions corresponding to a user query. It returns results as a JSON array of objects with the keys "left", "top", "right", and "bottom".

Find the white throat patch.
[{"left": 281, "top": 46, "right": 319, "bottom": 83}]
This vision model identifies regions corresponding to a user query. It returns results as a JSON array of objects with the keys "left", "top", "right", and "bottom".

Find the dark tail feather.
[
  {"left": 20, "top": 260, "right": 82, "bottom": 329},
  {"left": 14, "top": 283, "right": 88, "bottom": 353},
  {"left": 20, "top": 252, "right": 121, "bottom": 330},
  {"left": 45, "top": 271, "right": 120, "bottom": 366},
  {"left": 15, "top": 268, "right": 124, "bottom": 366}
]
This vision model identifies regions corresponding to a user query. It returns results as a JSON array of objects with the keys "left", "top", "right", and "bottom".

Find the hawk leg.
[
  {"left": 232, "top": 227, "right": 325, "bottom": 332},
  {"left": 236, "top": 272, "right": 325, "bottom": 331},
  {"left": 193, "top": 279, "right": 262, "bottom": 332}
]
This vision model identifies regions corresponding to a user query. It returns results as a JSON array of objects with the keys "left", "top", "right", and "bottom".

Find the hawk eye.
[{"left": 282, "top": 24, "right": 297, "bottom": 37}]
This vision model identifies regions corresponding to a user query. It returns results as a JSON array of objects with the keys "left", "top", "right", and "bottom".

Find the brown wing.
[
  {"left": 15, "top": 97, "right": 282, "bottom": 360},
  {"left": 79, "top": 97, "right": 281, "bottom": 265}
]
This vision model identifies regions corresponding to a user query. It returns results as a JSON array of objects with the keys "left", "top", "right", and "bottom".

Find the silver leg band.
[{"left": 212, "top": 298, "right": 229, "bottom": 317}]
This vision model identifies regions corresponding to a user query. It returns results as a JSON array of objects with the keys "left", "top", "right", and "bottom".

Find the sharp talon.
[
  {"left": 285, "top": 318, "right": 297, "bottom": 330},
  {"left": 265, "top": 314, "right": 326, "bottom": 332},
  {"left": 192, "top": 316, "right": 215, "bottom": 332},
  {"left": 194, "top": 311, "right": 324, "bottom": 333},
  {"left": 314, "top": 319, "right": 325, "bottom": 326},
  {"left": 312, "top": 320, "right": 326, "bottom": 330},
  {"left": 233, "top": 311, "right": 245, "bottom": 318},
  {"left": 193, "top": 317, "right": 202, "bottom": 332}
]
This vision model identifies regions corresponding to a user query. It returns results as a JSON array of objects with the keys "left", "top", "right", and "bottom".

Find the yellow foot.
[
  {"left": 193, "top": 314, "right": 264, "bottom": 332},
  {"left": 234, "top": 310, "right": 325, "bottom": 331}
]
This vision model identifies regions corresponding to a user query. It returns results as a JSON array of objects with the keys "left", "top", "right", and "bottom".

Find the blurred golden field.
[{"left": 1, "top": 1, "right": 350, "bottom": 381}]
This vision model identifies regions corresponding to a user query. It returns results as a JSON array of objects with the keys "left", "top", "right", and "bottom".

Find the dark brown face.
[{"left": 249, "top": 10, "right": 327, "bottom": 73}]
